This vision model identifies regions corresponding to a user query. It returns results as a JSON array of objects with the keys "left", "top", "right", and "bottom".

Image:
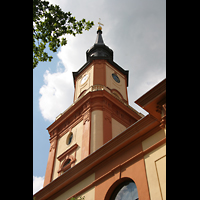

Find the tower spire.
[
  {"left": 95, "top": 18, "right": 104, "bottom": 44},
  {"left": 85, "top": 19, "right": 114, "bottom": 61},
  {"left": 95, "top": 29, "right": 104, "bottom": 44}
]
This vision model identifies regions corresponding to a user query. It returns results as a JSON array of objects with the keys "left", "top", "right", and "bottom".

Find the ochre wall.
[
  {"left": 95, "top": 142, "right": 150, "bottom": 200},
  {"left": 90, "top": 110, "right": 103, "bottom": 154},
  {"left": 112, "top": 118, "right": 126, "bottom": 138},
  {"left": 105, "top": 63, "right": 127, "bottom": 101},
  {"left": 51, "top": 120, "right": 83, "bottom": 181},
  {"left": 42, "top": 123, "right": 165, "bottom": 200},
  {"left": 74, "top": 64, "right": 94, "bottom": 101},
  {"left": 142, "top": 129, "right": 166, "bottom": 200},
  {"left": 74, "top": 60, "right": 128, "bottom": 103},
  {"left": 54, "top": 173, "right": 95, "bottom": 200},
  {"left": 79, "top": 187, "right": 95, "bottom": 200}
]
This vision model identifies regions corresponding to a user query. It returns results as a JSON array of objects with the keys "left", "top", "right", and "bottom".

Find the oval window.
[
  {"left": 66, "top": 132, "right": 73, "bottom": 145},
  {"left": 112, "top": 73, "right": 120, "bottom": 83}
]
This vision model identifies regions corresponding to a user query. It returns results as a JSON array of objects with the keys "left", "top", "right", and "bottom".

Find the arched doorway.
[{"left": 105, "top": 178, "right": 139, "bottom": 200}]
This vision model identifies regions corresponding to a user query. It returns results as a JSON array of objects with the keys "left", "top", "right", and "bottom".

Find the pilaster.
[
  {"left": 93, "top": 59, "right": 106, "bottom": 86},
  {"left": 81, "top": 108, "right": 91, "bottom": 160},
  {"left": 103, "top": 99, "right": 112, "bottom": 144},
  {"left": 43, "top": 134, "right": 58, "bottom": 187}
]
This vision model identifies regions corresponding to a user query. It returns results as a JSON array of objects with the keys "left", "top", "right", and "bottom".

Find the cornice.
[
  {"left": 47, "top": 89, "right": 142, "bottom": 139},
  {"left": 135, "top": 78, "right": 166, "bottom": 108},
  {"left": 47, "top": 93, "right": 91, "bottom": 134},
  {"left": 57, "top": 143, "right": 78, "bottom": 162},
  {"left": 34, "top": 114, "right": 159, "bottom": 200},
  {"left": 73, "top": 59, "right": 129, "bottom": 87}
]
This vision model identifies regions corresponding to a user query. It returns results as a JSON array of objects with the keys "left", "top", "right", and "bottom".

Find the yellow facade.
[
  {"left": 35, "top": 24, "right": 166, "bottom": 200},
  {"left": 74, "top": 64, "right": 94, "bottom": 101},
  {"left": 54, "top": 173, "right": 95, "bottom": 200},
  {"left": 112, "top": 118, "right": 126, "bottom": 138},
  {"left": 142, "top": 129, "right": 166, "bottom": 200},
  {"left": 52, "top": 120, "right": 84, "bottom": 181},
  {"left": 73, "top": 61, "right": 128, "bottom": 103},
  {"left": 105, "top": 63, "right": 127, "bottom": 101},
  {"left": 90, "top": 110, "right": 103, "bottom": 153}
]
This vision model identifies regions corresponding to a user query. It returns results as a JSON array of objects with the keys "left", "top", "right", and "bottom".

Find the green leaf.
[
  {"left": 33, "top": 0, "right": 94, "bottom": 69},
  {"left": 61, "top": 38, "right": 67, "bottom": 46}
]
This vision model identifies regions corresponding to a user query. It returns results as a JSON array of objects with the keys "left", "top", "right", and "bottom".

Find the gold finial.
[{"left": 98, "top": 18, "right": 104, "bottom": 31}]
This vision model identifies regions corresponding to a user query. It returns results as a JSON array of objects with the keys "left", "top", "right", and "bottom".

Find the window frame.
[
  {"left": 57, "top": 143, "right": 78, "bottom": 176},
  {"left": 110, "top": 180, "right": 139, "bottom": 200}
]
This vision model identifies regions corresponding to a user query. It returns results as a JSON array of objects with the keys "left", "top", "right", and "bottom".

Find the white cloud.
[
  {"left": 39, "top": 69, "right": 74, "bottom": 122},
  {"left": 39, "top": 32, "right": 95, "bottom": 122},
  {"left": 33, "top": 176, "right": 44, "bottom": 194},
  {"left": 38, "top": 0, "right": 166, "bottom": 122}
]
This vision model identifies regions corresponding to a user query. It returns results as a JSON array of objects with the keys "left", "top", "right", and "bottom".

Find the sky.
[{"left": 33, "top": 0, "right": 166, "bottom": 194}]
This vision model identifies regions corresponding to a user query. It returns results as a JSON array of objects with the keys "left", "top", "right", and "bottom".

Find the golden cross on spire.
[{"left": 97, "top": 18, "right": 104, "bottom": 31}]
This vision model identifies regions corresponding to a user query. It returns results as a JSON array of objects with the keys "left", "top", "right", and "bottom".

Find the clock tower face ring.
[
  {"left": 112, "top": 73, "right": 120, "bottom": 83},
  {"left": 81, "top": 74, "right": 89, "bottom": 85}
]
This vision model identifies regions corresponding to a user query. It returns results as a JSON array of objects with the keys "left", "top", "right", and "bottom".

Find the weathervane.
[{"left": 97, "top": 18, "right": 104, "bottom": 31}]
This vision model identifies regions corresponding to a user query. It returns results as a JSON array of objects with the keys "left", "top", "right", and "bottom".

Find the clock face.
[
  {"left": 81, "top": 74, "right": 88, "bottom": 85},
  {"left": 112, "top": 73, "right": 120, "bottom": 83}
]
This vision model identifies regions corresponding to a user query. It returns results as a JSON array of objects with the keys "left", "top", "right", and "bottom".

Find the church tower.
[{"left": 43, "top": 24, "right": 143, "bottom": 187}]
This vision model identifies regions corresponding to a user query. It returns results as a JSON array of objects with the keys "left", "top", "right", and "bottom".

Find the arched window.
[
  {"left": 59, "top": 158, "right": 72, "bottom": 175},
  {"left": 110, "top": 180, "right": 139, "bottom": 200},
  {"left": 63, "top": 159, "right": 71, "bottom": 167}
]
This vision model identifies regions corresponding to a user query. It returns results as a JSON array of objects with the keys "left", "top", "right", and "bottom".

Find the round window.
[{"left": 66, "top": 132, "right": 73, "bottom": 145}]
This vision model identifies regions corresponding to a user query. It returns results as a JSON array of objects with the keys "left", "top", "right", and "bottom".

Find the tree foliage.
[{"left": 33, "top": 0, "right": 94, "bottom": 69}]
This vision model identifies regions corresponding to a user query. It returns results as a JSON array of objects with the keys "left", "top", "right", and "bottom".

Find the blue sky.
[{"left": 33, "top": 0, "right": 166, "bottom": 194}]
